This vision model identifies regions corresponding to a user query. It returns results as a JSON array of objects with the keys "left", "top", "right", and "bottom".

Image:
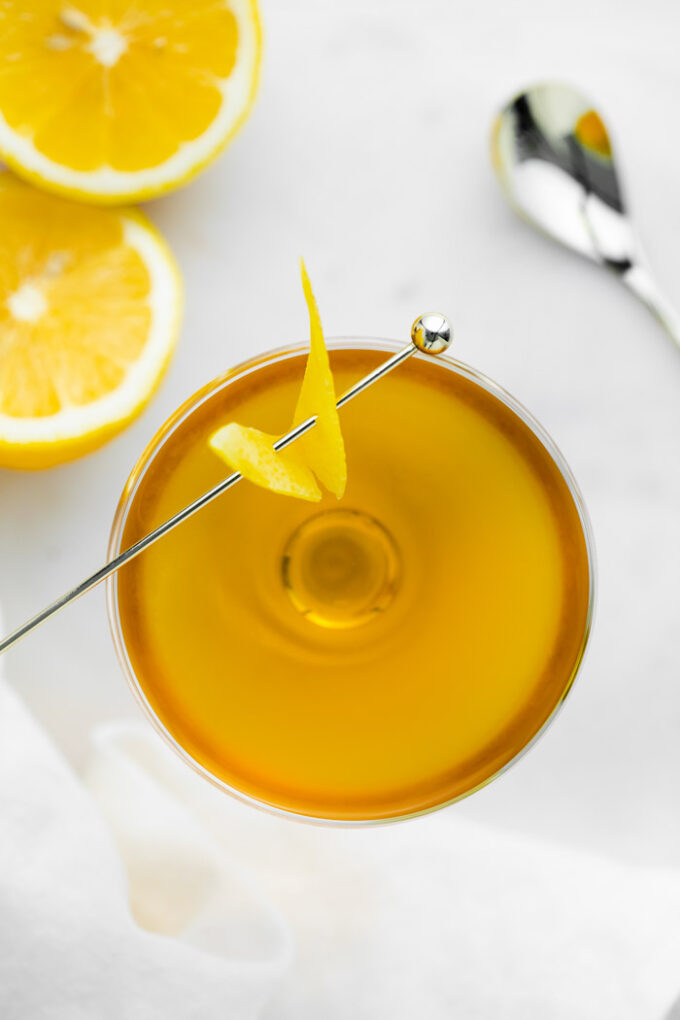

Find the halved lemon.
[
  {"left": 0, "top": 0, "right": 261, "bottom": 204},
  {"left": 0, "top": 175, "right": 181, "bottom": 469}
]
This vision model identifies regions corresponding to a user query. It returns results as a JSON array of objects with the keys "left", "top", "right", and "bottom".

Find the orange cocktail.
[{"left": 109, "top": 342, "right": 593, "bottom": 822}]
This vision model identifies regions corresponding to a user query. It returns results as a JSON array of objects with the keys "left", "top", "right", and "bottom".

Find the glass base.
[{"left": 281, "top": 509, "right": 400, "bottom": 629}]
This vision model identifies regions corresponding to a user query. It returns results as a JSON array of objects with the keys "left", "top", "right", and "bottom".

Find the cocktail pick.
[
  {"left": 492, "top": 82, "right": 680, "bottom": 346},
  {"left": 0, "top": 314, "right": 452, "bottom": 655}
]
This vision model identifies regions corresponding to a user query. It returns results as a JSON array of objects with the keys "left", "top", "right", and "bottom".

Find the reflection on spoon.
[{"left": 492, "top": 82, "right": 680, "bottom": 347}]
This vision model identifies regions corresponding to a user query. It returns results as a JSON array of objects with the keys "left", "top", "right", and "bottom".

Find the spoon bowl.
[{"left": 492, "top": 82, "right": 680, "bottom": 344}]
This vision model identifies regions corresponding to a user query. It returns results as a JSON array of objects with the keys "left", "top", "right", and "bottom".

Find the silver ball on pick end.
[{"left": 411, "top": 313, "right": 453, "bottom": 355}]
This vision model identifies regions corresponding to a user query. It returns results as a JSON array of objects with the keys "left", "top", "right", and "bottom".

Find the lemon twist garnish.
[{"left": 209, "top": 260, "right": 347, "bottom": 502}]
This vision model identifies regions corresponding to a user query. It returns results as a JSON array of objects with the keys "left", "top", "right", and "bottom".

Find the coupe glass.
[{"left": 107, "top": 338, "right": 595, "bottom": 824}]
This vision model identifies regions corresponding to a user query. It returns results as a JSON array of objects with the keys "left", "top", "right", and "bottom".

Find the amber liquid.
[{"left": 115, "top": 347, "right": 591, "bottom": 821}]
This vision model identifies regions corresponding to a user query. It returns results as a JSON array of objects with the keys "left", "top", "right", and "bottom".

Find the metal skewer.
[{"left": 0, "top": 314, "right": 451, "bottom": 655}]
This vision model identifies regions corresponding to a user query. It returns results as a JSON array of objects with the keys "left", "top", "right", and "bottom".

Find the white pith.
[
  {"left": 0, "top": 215, "right": 179, "bottom": 444},
  {"left": 0, "top": 0, "right": 258, "bottom": 197},
  {"left": 88, "top": 27, "right": 127, "bottom": 67},
  {"left": 7, "top": 282, "right": 48, "bottom": 323}
]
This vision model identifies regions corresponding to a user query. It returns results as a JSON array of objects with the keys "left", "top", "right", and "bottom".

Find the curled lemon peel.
[{"left": 209, "top": 261, "right": 347, "bottom": 501}]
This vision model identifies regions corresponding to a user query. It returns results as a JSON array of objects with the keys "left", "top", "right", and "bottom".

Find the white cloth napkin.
[
  {"left": 3, "top": 670, "right": 680, "bottom": 1020},
  {"left": 0, "top": 679, "right": 291, "bottom": 1020}
]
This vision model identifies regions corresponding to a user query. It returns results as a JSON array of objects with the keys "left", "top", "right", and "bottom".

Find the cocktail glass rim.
[{"left": 107, "top": 337, "right": 596, "bottom": 826}]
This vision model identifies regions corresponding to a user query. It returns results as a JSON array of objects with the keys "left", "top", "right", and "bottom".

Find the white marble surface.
[{"left": 3, "top": 0, "right": 680, "bottom": 879}]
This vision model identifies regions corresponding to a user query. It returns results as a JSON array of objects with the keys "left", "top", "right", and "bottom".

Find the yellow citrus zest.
[
  {"left": 209, "top": 261, "right": 347, "bottom": 502},
  {"left": 293, "top": 258, "right": 347, "bottom": 498},
  {"left": 209, "top": 423, "right": 321, "bottom": 502}
]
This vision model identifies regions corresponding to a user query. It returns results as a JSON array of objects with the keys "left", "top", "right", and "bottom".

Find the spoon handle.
[{"left": 622, "top": 264, "right": 680, "bottom": 350}]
